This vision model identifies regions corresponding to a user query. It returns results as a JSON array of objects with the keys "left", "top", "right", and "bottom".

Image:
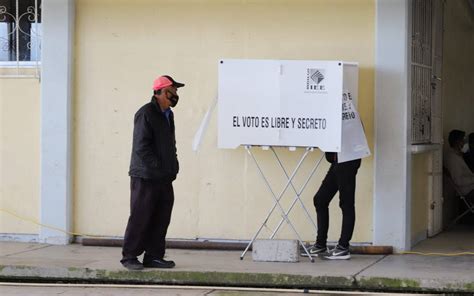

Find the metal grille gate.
[
  {"left": 0, "top": 0, "right": 41, "bottom": 79},
  {"left": 411, "top": 0, "right": 433, "bottom": 144}
]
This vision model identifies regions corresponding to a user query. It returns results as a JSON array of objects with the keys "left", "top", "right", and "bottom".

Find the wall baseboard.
[
  {"left": 0, "top": 233, "right": 40, "bottom": 243},
  {"left": 80, "top": 236, "right": 389, "bottom": 254}
]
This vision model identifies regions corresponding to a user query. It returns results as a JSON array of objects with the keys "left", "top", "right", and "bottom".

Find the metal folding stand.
[{"left": 240, "top": 145, "right": 325, "bottom": 262}]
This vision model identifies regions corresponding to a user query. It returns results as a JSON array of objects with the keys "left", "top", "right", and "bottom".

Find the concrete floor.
[
  {"left": 0, "top": 284, "right": 420, "bottom": 296},
  {"left": 412, "top": 224, "right": 474, "bottom": 253},
  {"left": 0, "top": 241, "right": 473, "bottom": 293}
]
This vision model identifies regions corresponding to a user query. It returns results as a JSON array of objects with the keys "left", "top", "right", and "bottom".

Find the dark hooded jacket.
[{"left": 128, "top": 97, "right": 179, "bottom": 182}]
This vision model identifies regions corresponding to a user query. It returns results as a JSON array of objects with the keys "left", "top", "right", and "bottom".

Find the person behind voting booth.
[
  {"left": 304, "top": 152, "right": 361, "bottom": 260},
  {"left": 121, "top": 75, "right": 184, "bottom": 270},
  {"left": 445, "top": 130, "right": 474, "bottom": 201},
  {"left": 463, "top": 132, "right": 474, "bottom": 173},
  {"left": 303, "top": 93, "right": 363, "bottom": 260}
]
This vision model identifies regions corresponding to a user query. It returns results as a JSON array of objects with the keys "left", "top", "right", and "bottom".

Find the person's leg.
[
  {"left": 144, "top": 182, "right": 175, "bottom": 260},
  {"left": 121, "top": 177, "right": 157, "bottom": 262},
  {"left": 334, "top": 159, "right": 361, "bottom": 248},
  {"left": 313, "top": 165, "right": 339, "bottom": 247}
]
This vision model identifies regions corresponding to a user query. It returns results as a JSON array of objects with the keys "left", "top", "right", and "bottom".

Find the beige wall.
[
  {"left": 410, "top": 153, "right": 430, "bottom": 245},
  {"left": 0, "top": 78, "right": 40, "bottom": 234},
  {"left": 74, "top": 0, "right": 375, "bottom": 242},
  {"left": 442, "top": 0, "right": 474, "bottom": 139}
]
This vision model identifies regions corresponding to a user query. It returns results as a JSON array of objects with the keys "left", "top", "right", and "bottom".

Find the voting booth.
[{"left": 216, "top": 59, "right": 370, "bottom": 261}]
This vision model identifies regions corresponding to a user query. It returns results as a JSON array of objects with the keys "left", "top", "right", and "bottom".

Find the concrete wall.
[
  {"left": 374, "top": 0, "right": 412, "bottom": 250},
  {"left": 0, "top": 78, "right": 40, "bottom": 235},
  {"left": 441, "top": 0, "right": 474, "bottom": 226},
  {"left": 442, "top": 0, "right": 474, "bottom": 138},
  {"left": 74, "top": 0, "right": 375, "bottom": 242}
]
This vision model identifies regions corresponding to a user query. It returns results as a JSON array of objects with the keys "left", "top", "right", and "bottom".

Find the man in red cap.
[{"left": 121, "top": 75, "right": 184, "bottom": 270}]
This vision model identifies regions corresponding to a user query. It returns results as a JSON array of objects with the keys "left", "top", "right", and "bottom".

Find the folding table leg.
[
  {"left": 269, "top": 152, "right": 324, "bottom": 239},
  {"left": 240, "top": 146, "right": 314, "bottom": 262}
]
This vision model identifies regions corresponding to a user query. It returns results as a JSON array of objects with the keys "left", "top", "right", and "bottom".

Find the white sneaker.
[
  {"left": 321, "top": 245, "right": 351, "bottom": 260},
  {"left": 300, "top": 244, "right": 328, "bottom": 257}
]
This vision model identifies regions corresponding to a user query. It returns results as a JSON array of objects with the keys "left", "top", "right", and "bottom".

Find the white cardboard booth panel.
[
  {"left": 339, "top": 91, "right": 371, "bottom": 162},
  {"left": 218, "top": 59, "right": 359, "bottom": 153}
]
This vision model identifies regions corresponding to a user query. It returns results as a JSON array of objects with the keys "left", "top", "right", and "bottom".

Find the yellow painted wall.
[
  {"left": 410, "top": 153, "right": 430, "bottom": 245},
  {"left": 74, "top": 0, "right": 375, "bottom": 242},
  {"left": 0, "top": 78, "right": 40, "bottom": 234}
]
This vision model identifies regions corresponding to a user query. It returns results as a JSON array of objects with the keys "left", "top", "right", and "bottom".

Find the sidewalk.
[{"left": 0, "top": 241, "right": 473, "bottom": 293}]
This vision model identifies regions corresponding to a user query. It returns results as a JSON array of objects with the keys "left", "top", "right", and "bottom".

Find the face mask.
[
  {"left": 461, "top": 143, "right": 469, "bottom": 153},
  {"left": 166, "top": 92, "right": 179, "bottom": 107}
]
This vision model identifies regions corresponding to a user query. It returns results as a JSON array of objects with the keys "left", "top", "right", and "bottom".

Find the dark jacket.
[
  {"left": 128, "top": 97, "right": 179, "bottom": 181},
  {"left": 325, "top": 152, "right": 337, "bottom": 163},
  {"left": 325, "top": 152, "right": 361, "bottom": 165}
]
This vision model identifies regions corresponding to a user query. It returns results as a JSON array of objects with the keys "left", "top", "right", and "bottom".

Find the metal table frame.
[{"left": 240, "top": 145, "right": 324, "bottom": 262}]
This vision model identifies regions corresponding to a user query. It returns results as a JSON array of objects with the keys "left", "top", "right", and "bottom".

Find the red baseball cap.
[{"left": 152, "top": 75, "right": 185, "bottom": 91}]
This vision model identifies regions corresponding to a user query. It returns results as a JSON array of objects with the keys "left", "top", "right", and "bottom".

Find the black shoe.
[
  {"left": 321, "top": 244, "right": 351, "bottom": 260},
  {"left": 121, "top": 258, "right": 144, "bottom": 270},
  {"left": 143, "top": 258, "right": 176, "bottom": 268},
  {"left": 301, "top": 243, "right": 328, "bottom": 257}
]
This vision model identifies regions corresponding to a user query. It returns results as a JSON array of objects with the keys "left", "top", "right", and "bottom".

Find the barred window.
[
  {"left": 0, "top": 0, "right": 41, "bottom": 62},
  {"left": 411, "top": 0, "right": 433, "bottom": 144}
]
